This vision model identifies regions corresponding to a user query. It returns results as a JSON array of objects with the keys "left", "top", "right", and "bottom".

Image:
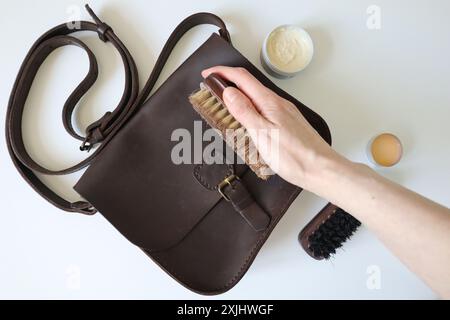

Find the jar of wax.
[
  {"left": 367, "top": 133, "right": 403, "bottom": 167},
  {"left": 261, "top": 25, "right": 314, "bottom": 78}
]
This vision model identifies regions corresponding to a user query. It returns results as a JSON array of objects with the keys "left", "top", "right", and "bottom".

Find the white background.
[{"left": 1, "top": 0, "right": 449, "bottom": 299}]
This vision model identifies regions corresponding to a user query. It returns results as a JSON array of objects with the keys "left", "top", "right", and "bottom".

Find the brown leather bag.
[{"left": 6, "top": 6, "right": 331, "bottom": 294}]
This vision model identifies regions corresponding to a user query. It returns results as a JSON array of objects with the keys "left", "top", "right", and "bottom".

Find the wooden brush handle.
[
  {"left": 298, "top": 202, "right": 340, "bottom": 260},
  {"left": 204, "top": 73, "right": 229, "bottom": 101},
  {"left": 204, "top": 73, "right": 237, "bottom": 101}
]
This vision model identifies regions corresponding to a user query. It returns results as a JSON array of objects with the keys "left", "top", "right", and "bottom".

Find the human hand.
[
  {"left": 204, "top": 69, "right": 450, "bottom": 299},
  {"left": 201, "top": 66, "right": 348, "bottom": 191}
]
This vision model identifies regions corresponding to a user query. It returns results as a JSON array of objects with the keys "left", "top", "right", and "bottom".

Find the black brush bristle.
[{"left": 308, "top": 209, "right": 361, "bottom": 259}]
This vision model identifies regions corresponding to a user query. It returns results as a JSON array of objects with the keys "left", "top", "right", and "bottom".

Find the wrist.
[{"left": 300, "top": 150, "right": 366, "bottom": 199}]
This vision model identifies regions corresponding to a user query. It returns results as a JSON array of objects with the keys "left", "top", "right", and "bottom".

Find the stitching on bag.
[
  {"left": 219, "top": 190, "right": 299, "bottom": 291},
  {"left": 194, "top": 164, "right": 215, "bottom": 189},
  {"left": 193, "top": 164, "right": 234, "bottom": 190},
  {"left": 156, "top": 185, "right": 300, "bottom": 293}
]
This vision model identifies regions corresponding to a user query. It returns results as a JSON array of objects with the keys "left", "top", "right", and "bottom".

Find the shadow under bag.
[{"left": 6, "top": 5, "right": 359, "bottom": 294}]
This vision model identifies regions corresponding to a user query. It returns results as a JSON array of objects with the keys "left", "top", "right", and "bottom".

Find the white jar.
[{"left": 261, "top": 25, "right": 314, "bottom": 78}]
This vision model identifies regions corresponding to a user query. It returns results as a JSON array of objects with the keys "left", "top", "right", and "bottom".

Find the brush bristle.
[
  {"left": 308, "top": 209, "right": 361, "bottom": 259},
  {"left": 190, "top": 88, "right": 241, "bottom": 132},
  {"left": 189, "top": 85, "right": 272, "bottom": 179}
]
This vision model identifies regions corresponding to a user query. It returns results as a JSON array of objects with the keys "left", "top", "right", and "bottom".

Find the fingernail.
[{"left": 201, "top": 69, "right": 209, "bottom": 78}]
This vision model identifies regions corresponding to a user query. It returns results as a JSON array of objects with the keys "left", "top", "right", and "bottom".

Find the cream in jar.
[{"left": 261, "top": 25, "right": 314, "bottom": 78}]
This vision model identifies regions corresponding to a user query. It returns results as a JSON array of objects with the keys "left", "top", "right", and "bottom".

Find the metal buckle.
[
  {"left": 79, "top": 137, "right": 93, "bottom": 152},
  {"left": 217, "top": 174, "right": 239, "bottom": 201}
]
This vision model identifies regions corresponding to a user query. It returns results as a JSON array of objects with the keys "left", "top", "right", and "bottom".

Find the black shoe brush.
[{"left": 299, "top": 203, "right": 361, "bottom": 260}]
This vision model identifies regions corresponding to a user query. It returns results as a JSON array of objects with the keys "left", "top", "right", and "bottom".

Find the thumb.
[{"left": 223, "top": 87, "right": 266, "bottom": 129}]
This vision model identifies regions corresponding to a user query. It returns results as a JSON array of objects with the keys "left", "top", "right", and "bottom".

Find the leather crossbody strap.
[{"left": 5, "top": 5, "right": 231, "bottom": 215}]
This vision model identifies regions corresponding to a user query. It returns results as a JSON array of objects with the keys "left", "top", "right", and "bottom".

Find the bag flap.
[{"left": 74, "top": 33, "right": 331, "bottom": 252}]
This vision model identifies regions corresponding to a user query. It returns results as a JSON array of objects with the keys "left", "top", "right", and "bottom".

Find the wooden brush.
[{"left": 189, "top": 73, "right": 272, "bottom": 179}]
